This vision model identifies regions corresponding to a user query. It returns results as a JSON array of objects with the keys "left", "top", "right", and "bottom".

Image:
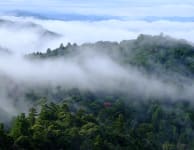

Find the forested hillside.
[
  {"left": 1, "top": 34, "right": 194, "bottom": 149},
  {"left": 30, "top": 34, "right": 194, "bottom": 76}
]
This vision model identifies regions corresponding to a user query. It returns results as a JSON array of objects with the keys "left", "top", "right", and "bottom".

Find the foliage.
[{"left": 0, "top": 97, "right": 194, "bottom": 150}]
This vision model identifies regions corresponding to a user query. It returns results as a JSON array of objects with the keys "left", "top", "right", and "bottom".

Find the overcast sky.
[{"left": 0, "top": 0, "right": 194, "bottom": 18}]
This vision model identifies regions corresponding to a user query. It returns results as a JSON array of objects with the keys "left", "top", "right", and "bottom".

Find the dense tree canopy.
[{"left": 0, "top": 96, "right": 194, "bottom": 150}]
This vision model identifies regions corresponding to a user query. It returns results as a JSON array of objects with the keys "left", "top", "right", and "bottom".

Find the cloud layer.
[
  {"left": 0, "top": 16, "right": 194, "bottom": 54},
  {"left": 0, "top": 0, "right": 193, "bottom": 54}
]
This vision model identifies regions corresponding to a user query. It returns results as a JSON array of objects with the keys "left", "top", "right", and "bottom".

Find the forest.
[{"left": 1, "top": 34, "right": 194, "bottom": 149}]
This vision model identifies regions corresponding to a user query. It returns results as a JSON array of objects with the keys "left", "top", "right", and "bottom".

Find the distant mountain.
[
  {"left": 0, "top": 18, "right": 61, "bottom": 39},
  {"left": 8, "top": 10, "right": 194, "bottom": 22},
  {"left": 7, "top": 10, "right": 48, "bottom": 19},
  {"left": 143, "top": 16, "right": 194, "bottom": 22},
  {"left": 7, "top": 10, "right": 120, "bottom": 21}
]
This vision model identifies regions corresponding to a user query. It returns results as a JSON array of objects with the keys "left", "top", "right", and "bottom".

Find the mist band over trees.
[{"left": 0, "top": 33, "right": 194, "bottom": 149}]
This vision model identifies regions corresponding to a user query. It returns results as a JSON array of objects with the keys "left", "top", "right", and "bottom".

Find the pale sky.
[{"left": 0, "top": 0, "right": 194, "bottom": 18}]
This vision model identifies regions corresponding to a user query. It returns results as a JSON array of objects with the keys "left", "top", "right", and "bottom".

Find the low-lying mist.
[
  {"left": 0, "top": 48, "right": 194, "bottom": 120},
  {"left": 0, "top": 15, "right": 194, "bottom": 122}
]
